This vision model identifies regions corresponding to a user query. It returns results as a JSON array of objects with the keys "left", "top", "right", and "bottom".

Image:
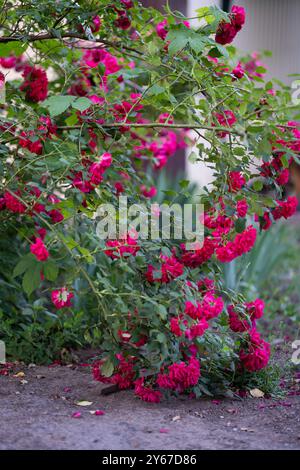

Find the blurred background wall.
[{"left": 167, "top": 0, "right": 300, "bottom": 184}]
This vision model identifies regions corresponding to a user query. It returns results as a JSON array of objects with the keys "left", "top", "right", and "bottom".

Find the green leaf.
[
  {"left": 233, "top": 146, "right": 245, "bottom": 157},
  {"left": 188, "top": 151, "right": 198, "bottom": 163},
  {"left": 78, "top": 246, "right": 93, "bottom": 263},
  {"left": 168, "top": 36, "right": 189, "bottom": 55},
  {"left": 196, "top": 7, "right": 211, "bottom": 21},
  {"left": 189, "top": 36, "right": 205, "bottom": 54},
  {"left": 43, "top": 95, "right": 76, "bottom": 117},
  {"left": 166, "top": 26, "right": 190, "bottom": 55},
  {"left": 208, "top": 45, "right": 229, "bottom": 59},
  {"left": 147, "top": 84, "right": 165, "bottom": 96},
  {"left": 22, "top": 264, "right": 41, "bottom": 296},
  {"left": 35, "top": 39, "right": 61, "bottom": 55},
  {"left": 65, "top": 113, "right": 79, "bottom": 126},
  {"left": 258, "top": 138, "right": 272, "bottom": 156},
  {"left": 0, "top": 42, "right": 28, "bottom": 57},
  {"left": 196, "top": 5, "right": 228, "bottom": 24},
  {"left": 156, "top": 332, "right": 166, "bottom": 343},
  {"left": 61, "top": 236, "right": 78, "bottom": 250},
  {"left": 248, "top": 120, "right": 265, "bottom": 132},
  {"left": 13, "top": 254, "right": 35, "bottom": 278},
  {"left": 179, "top": 179, "right": 189, "bottom": 189},
  {"left": 72, "top": 97, "right": 92, "bottom": 112},
  {"left": 158, "top": 305, "right": 167, "bottom": 320},
  {"left": 101, "top": 359, "right": 114, "bottom": 378},
  {"left": 43, "top": 261, "right": 59, "bottom": 281},
  {"left": 235, "top": 217, "right": 246, "bottom": 233},
  {"left": 280, "top": 153, "right": 289, "bottom": 168},
  {"left": 256, "top": 66, "right": 267, "bottom": 75},
  {"left": 253, "top": 180, "right": 263, "bottom": 191}
]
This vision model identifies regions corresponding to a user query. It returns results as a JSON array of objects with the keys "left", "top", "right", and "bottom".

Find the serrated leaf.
[
  {"left": 101, "top": 359, "right": 114, "bottom": 377},
  {"left": 235, "top": 217, "right": 246, "bottom": 233},
  {"left": 168, "top": 36, "right": 189, "bottom": 55},
  {"left": 43, "top": 95, "right": 75, "bottom": 117},
  {"left": 188, "top": 151, "right": 198, "bottom": 163},
  {"left": 43, "top": 261, "right": 59, "bottom": 281},
  {"left": 208, "top": 45, "right": 229, "bottom": 59},
  {"left": 166, "top": 27, "right": 190, "bottom": 55},
  {"left": 158, "top": 305, "right": 167, "bottom": 320},
  {"left": 248, "top": 120, "right": 264, "bottom": 132},
  {"left": 233, "top": 146, "right": 245, "bottom": 156},
  {"left": 78, "top": 246, "right": 93, "bottom": 263},
  {"left": 72, "top": 97, "right": 91, "bottom": 112},
  {"left": 258, "top": 138, "right": 272, "bottom": 156},
  {"left": 22, "top": 263, "right": 41, "bottom": 296},
  {"left": 189, "top": 36, "right": 205, "bottom": 54},
  {"left": 13, "top": 254, "right": 35, "bottom": 278},
  {"left": 147, "top": 84, "right": 165, "bottom": 96},
  {"left": 65, "top": 113, "right": 79, "bottom": 126},
  {"left": 253, "top": 180, "right": 263, "bottom": 191},
  {"left": 0, "top": 42, "right": 28, "bottom": 57}
]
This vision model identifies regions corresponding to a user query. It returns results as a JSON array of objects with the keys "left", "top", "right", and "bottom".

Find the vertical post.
[
  {"left": 0, "top": 340, "right": 6, "bottom": 364},
  {"left": 222, "top": 0, "right": 231, "bottom": 13}
]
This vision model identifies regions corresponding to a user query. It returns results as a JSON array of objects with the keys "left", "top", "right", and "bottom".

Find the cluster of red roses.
[
  {"left": 104, "top": 232, "right": 140, "bottom": 259},
  {"left": 92, "top": 272, "right": 269, "bottom": 401},
  {"left": 180, "top": 221, "right": 257, "bottom": 267},
  {"left": 71, "top": 152, "right": 112, "bottom": 193},
  {"left": 2, "top": 187, "right": 63, "bottom": 223},
  {"left": 19, "top": 116, "right": 57, "bottom": 155},
  {"left": 228, "top": 299, "right": 270, "bottom": 371},
  {"left": 20, "top": 65, "right": 48, "bottom": 102},
  {"left": 170, "top": 285, "right": 223, "bottom": 342},
  {"left": 1, "top": 2, "right": 299, "bottom": 402},
  {"left": 1, "top": 39, "right": 188, "bottom": 324},
  {"left": 215, "top": 5, "right": 246, "bottom": 45},
  {"left": 0, "top": 52, "right": 49, "bottom": 104},
  {"left": 93, "top": 354, "right": 201, "bottom": 403}
]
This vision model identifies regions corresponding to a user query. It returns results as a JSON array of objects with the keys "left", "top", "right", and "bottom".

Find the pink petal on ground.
[
  {"left": 72, "top": 412, "right": 82, "bottom": 418},
  {"left": 159, "top": 428, "right": 169, "bottom": 433}
]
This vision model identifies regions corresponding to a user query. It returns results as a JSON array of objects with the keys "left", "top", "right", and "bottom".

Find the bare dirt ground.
[{"left": 0, "top": 363, "right": 300, "bottom": 450}]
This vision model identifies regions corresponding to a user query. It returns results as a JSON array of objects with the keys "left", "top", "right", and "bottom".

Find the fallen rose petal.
[
  {"left": 72, "top": 412, "right": 82, "bottom": 418},
  {"left": 159, "top": 428, "right": 169, "bottom": 433},
  {"left": 279, "top": 401, "right": 292, "bottom": 407}
]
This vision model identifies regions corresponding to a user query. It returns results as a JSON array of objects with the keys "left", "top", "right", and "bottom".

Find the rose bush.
[{"left": 0, "top": 1, "right": 299, "bottom": 400}]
